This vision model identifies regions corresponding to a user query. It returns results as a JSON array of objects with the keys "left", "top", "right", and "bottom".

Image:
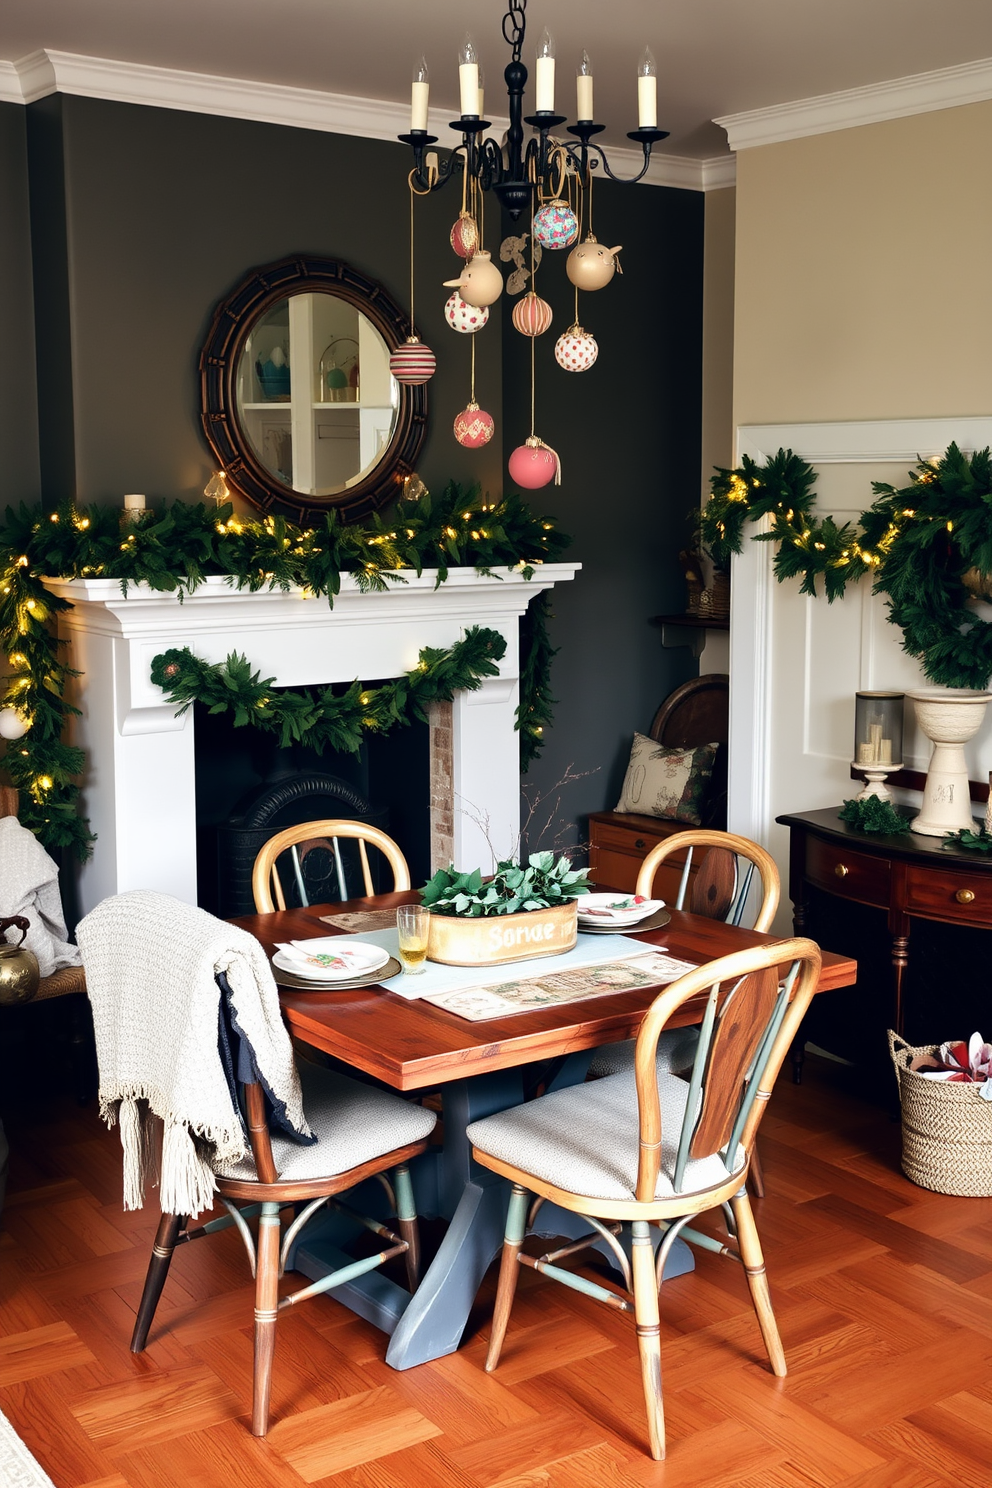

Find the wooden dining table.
[{"left": 233, "top": 893, "right": 857, "bottom": 1371}]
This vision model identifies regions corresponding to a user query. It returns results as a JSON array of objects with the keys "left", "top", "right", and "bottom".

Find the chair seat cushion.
[
  {"left": 467, "top": 1069, "right": 743, "bottom": 1203},
  {"left": 216, "top": 1062, "right": 436, "bottom": 1184},
  {"left": 587, "top": 1027, "right": 700, "bottom": 1078}
]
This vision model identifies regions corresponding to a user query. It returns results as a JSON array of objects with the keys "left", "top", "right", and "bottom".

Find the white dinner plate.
[
  {"left": 273, "top": 939, "right": 390, "bottom": 982},
  {"left": 576, "top": 894, "right": 665, "bottom": 928}
]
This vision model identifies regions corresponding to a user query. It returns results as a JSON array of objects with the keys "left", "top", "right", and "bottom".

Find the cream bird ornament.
[
  {"left": 566, "top": 234, "right": 622, "bottom": 291},
  {"left": 443, "top": 249, "right": 504, "bottom": 308}
]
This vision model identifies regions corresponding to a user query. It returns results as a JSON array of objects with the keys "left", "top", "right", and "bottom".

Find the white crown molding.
[
  {"left": 717, "top": 55, "right": 992, "bottom": 151},
  {"left": 0, "top": 48, "right": 729, "bottom": 191},
  {"left": 737, "top": 416, "right": 992, "bottom": 465}
]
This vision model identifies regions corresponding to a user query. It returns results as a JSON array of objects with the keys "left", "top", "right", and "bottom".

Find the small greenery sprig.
[
  {"left": 421, "top": 851, "right": 591, "bottom": 918},
  {"left": 943, "top": 824, "right": 992, "bottom": 854},
  {"left": 150, "top": 627, "right": 506, "bottom": 754},
  {"left": 838, "top": 796, "right": 911, "bottom": 836}
]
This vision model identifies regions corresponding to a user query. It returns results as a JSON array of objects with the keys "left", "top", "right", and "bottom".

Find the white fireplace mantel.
[{"left": 47, "top": 564, "right": 580, "bottom": 913}]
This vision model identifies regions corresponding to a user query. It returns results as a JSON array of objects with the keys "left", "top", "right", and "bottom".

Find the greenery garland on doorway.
[
  {"left": 0, "top": 482, "right": 569, "bottom": 858},
  {"left": 700, "top": 442, "right": 992, "bottom": 689}
]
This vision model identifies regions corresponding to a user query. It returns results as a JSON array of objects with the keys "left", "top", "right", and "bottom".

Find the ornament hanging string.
[{"left": 407, "top": 170, "right": 431, "bottom": 337}]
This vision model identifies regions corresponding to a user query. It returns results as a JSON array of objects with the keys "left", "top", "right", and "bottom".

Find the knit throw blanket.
[
  {"left": 77, "top": 891, "right": 312, "bottom": 1218},
  {"left": 0, "top": 816, "right": 82, "bottom": 977}
]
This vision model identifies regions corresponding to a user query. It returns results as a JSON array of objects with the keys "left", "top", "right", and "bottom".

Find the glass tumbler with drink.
[{"left": 396, "top": 905, "right": 430, "bottom": 974}]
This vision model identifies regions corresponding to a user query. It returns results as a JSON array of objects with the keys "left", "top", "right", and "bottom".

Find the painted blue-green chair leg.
[
  {"left": 394, "top": 1163, "right": 420, "bottom": 1291},
  {"left": 485, "top": 1183, "right": 530, "bottom": 1373}
]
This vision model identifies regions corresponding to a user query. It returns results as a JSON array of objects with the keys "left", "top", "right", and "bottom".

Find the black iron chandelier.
[{"left": 398, "top": 0, "right": 669, "bottom": 219}]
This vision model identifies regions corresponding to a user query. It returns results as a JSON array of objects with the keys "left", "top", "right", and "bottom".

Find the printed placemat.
[
  {"left": 420, "top": 950, "right": 698, "bottom": 1022},
  {"left": 319, "top": 909, "right": 401, "bottom": 933}
]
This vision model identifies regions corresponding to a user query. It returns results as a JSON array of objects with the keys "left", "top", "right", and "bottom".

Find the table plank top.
[{"left": 233, "top": 894, "right": 857, "bottom": 1092}]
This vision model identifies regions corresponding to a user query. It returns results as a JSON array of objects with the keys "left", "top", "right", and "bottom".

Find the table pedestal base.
[{"left": 287, "top": 1066, "right": 695, "bottom": 1369}]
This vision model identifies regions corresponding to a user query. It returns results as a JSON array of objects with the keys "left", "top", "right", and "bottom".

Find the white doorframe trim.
[{"left": 727, "top": 416, "right": 992, "bottom": 844}]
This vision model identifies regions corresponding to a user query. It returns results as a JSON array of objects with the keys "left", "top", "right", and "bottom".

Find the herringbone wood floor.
[{"left": 2, "top": 1055, "right": 991, "bottom": 1488}]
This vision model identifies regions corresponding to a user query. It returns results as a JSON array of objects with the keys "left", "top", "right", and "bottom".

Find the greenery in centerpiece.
[
  {"left": 421, "top": 852, "right": 591, "bottom": 917},
  {"left": 943, "top": 824, "right": 992, "bottom": 853}
]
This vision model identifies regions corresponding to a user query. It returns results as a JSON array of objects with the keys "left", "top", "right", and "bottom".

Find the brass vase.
[{"left": 0, "top": 916, "right": 40, "bottom": 1006}]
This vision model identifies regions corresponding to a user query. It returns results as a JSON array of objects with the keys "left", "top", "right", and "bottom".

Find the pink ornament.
[
  {"left": 388, "top": 337, "right": 436, "bottom": 385},
  {"left": 450, "top": 213, "right": 480, "bottom": 259},
  {"left": 533, "top": 199, "right": 579, "bottom": 251},
  {"left": 508, "top": 437, "right": 561, "bottom": 489},
  {"left": 512, "top": 292, "right": 553, "bottom": 337},
  {"left": 445, "top": 292, "right": 489, "bottom": 334},
  {"left": 554, "top": 325, "right": 599, "bottom": 372},
  {"left": 453, "top": 402, "right": 495, "bottom": 449}
]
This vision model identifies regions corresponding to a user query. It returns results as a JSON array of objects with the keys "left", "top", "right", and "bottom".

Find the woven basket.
[{"left": 888, "top": 1030, "right": 992, "bottom": 1196}]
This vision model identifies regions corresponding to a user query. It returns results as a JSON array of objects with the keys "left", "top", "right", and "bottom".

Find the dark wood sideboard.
[{"left": 778, "top": 806, "right": 992, "bottom": 1070}]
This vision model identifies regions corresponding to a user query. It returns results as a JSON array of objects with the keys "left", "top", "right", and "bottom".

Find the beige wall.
[{"left": 734, "top": 100, "right": 992, "bottom": 426}]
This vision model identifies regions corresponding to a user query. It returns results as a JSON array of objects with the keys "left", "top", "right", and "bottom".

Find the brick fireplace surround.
[{"left": 46, "top": 566, "right": 579, "bottom": 915}]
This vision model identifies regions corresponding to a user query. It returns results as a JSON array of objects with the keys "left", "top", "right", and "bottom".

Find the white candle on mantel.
[
  {"left": 576, "top": 51, "right": 594, "bottom": 121},
  {"left": 535, "top": 28, "right": 556, "bottom": 113},
  {"left": 458, "top": 36, "right": 480, "bottom": 116},
  {"left": 411, "top": 57, "right": 429, "bottom": 131},
  {"left": 124, "top": 493, "right": 146, "bottom": 511},
  {"left": 637, "top": 46, "right": 657, "bottom": 128}
]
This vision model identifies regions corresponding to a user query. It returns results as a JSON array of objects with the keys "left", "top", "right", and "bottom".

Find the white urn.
[{"left": 907, "top": 687, "right": 992, "bottom": 836}]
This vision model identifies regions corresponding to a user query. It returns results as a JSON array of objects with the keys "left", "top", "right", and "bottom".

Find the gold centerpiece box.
[{"left": 420, "top": 854, "right": 589, "bottom": 968}]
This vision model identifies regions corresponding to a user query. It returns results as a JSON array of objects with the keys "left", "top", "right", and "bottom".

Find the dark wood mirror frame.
[{"left": 199, "top": 256, "right": 428, "bottom": 524}]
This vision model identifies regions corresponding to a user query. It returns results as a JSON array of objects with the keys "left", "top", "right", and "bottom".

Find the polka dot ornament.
[
  {"left": 445, "top": 292, "right": 490, "bottom": 334},
  {"left": 533, "top": 199, "right": 579, "bottom": 251},
  {"left": 453, "top": 402, "right": 495, "bottom": 449},
  {"left": 388, "top": 337, "right": 436, "bottom": 385},
  {"left": 554, "top": 325, "right": 599, "bottom": 372},
  {"left": 511, "top": 292, "right": 553, "bottom": 337}
]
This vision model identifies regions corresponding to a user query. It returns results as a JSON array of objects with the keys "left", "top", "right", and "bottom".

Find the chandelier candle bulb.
[
  {"left": 637, "top": 47, "right": 657, "bottom": 129},
  {"left": 458, "top": 36, "right": 480, "bottom": 116},
  {"left": 535, "top": 29, "right": 556, "bottom": 113},
  {"left": 576, "top": 51, "right": 594, "bottom": 121},
  {"left": 411, "top": 57, "right": 430, "bottom": 131}
]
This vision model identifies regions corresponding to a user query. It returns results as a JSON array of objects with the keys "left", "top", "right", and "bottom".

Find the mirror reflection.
[{"left": 236, "top": 292, "right": 400, "bottom": 498}]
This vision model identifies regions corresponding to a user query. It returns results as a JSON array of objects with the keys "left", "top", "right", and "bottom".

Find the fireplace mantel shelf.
[{"left": 53, "top": 563, "right": 581, "bottom": 913}]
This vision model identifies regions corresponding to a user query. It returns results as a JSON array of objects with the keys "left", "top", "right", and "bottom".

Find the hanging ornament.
[
  {"left": 555, "top": 324, "right": 599, "bottom": 372},
  {"left": 450, "top": 212, "right": 480, "bottom": 259},
  {"left": 454, "top": 402, "right": 495, "bottom": 449},
  {"left": 566, "top": 234, "right": 623, "bottom": 291},
  {"left": 389, "top": 336, "right": 437, "bottom": 385},
  {"left": 443, "top": 249, "right": 503, "bottom": 308},
  {"left": 509, "top": 436, "right": 561, "bottom": 489},
  {"left": 512, "top": 292, "right": 553, "bottom": 337},
  {"left": 533, "top": 199, "right": 579, "bottom": 251},
  {"left": 393, "top": 172, "right": 435, "bottom": 385},
  {"left": 0, "top": 707, "right": 29, "bottom": 741},
  {"left": 445, "top": 292, "right": 489, "bottom": 334}
]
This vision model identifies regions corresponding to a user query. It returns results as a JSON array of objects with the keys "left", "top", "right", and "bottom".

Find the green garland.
[
  {"left": 944, "top": 825, "right": 992, "bottom": 853},
  {"left": 700, "top": 443, "right": 992, "bottom": 690},
  {"left": 0, "top": 482, "right": 570, "bottom": 857},
  {"left": 150, "top": 627, "right": 506, "bottom": 752}
]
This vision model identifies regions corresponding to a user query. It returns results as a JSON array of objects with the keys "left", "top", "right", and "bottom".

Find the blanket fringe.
[
  {"left": 118, "top": 1097, "right": 147, "bottom": 1211},
  {"left": 160, "top": 1120, "right": 217, "bottom": 1218}
]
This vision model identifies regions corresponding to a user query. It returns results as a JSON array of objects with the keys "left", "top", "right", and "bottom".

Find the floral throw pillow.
[{"left": 614, "top": 735, "right": 720, "bottom": 824}]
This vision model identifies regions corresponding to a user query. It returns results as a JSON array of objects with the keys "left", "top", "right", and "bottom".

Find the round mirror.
[{"left": 200, "top": 258, "right": 427, "bottom": 524}]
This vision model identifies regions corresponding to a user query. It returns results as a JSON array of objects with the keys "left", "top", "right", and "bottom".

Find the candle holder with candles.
[{"left": 853, "top": 691, "right": 904, "bottom": 802}]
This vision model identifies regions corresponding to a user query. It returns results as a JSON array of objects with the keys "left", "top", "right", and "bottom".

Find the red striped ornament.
[
  {"left": 512, "top": 292, "right": 553, "bottom": 337},
  {"left": 388, "top": 337, "right": 436, "bottom": 385}
]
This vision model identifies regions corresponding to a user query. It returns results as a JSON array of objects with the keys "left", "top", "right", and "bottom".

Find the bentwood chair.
[
  {"left": 251, "top": 820, "right": 411, "bottom": 913},
  {"left": 468, "top": 937, "right": 821, "bottom": 1461},
  {"left": 128, "top": 987, "right": 435, "bottom": 1436}
]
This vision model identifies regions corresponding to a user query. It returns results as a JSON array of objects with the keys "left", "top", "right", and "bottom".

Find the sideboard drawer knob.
[
  {"left": 956, "top": 888, "right": 976, "bottom": 904},
  {"left": 834, "top": 863, "right": 849, "bottom": 879},
  {"left": 635, "top": 838, "right": 647, "bottom": 850}
]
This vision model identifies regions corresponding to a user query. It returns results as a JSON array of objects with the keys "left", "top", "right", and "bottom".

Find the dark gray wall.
[
  {"left": 503, "top": 180, "right": 703, "bottom": 851},
  {"left": 11, "top": 93, "right": 703, "bottom": 857},
  {"left": 0, "top": 102, "right": 40, "bottom": 502}
]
